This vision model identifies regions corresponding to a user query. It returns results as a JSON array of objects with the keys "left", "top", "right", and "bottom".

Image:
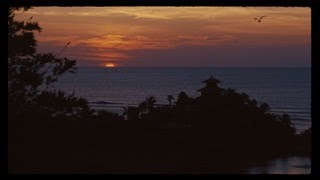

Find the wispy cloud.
[
  {"left": 36, "top": 34, "right": 236, "bottom": 61},
  {"left": 22, "top": 7, "right": 310, "bottom": 66}
]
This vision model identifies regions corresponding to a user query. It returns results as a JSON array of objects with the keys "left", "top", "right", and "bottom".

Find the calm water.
[
  {"left": 55, "top": 67, "right": 311, "bottom": 133},
  {"left": 247, "top": 156, "right": 311, "bottom": 174},
  {"left": 54, "top": 67, "right": 311, "bottom": 174}
]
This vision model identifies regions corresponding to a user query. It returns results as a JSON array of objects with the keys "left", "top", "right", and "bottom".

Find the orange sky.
[{"left": 17, "top": 7, "right": 311, "bottom": 67}]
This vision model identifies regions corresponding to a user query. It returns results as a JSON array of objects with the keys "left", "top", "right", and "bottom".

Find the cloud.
[
  {"left": 26, "top": 7, "right": 310, "bottom": 66},
  {"left": 22, "top": 7, "right": 310, "bottom": 24},
  {"left": 82, "top": 34, "right": 235, "bottom": 50},
  {"left": 43, "top": 33, "right": 235, "bottom": 62}
]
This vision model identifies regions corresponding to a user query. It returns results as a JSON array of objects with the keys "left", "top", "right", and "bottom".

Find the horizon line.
[{"left": 76, "top": 66, "right": 312, "bottom": 68}]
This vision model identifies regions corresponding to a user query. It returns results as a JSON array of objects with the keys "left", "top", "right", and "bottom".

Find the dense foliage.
[
  {"left": 8, "top": 7, "right": 92, "bottom": 121},
  {"left": 8, "top": 8, "right": 310, "bottom": 173}
]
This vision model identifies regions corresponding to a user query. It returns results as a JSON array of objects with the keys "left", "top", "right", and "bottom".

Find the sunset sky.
[{"left": 17, "top": 7, "right": 311, "bottom": 67}]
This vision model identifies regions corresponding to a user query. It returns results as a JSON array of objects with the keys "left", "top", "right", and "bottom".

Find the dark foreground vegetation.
[{"left": 8, "top": 7, "right": 310, "bottom": 173}]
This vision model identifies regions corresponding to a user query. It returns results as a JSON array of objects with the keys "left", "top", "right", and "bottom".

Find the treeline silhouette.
[
  {"left": 9, "top": 87, "right": 311, "bottom": 173},
  {"left": 8, "top": 7, "right": 310, "bottom": 173}
]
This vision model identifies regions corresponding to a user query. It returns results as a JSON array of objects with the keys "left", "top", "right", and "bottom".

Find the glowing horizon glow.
[
  {"left": 105, "top": 63, "right": 116, "bottom": 68},
  {"left": 18, "top": 7, "right": 311, "bottom": 67}
]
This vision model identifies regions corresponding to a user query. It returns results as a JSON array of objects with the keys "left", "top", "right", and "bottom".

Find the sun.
[{"left": 105, "top": 63, "right": 115, "bottom": 68}]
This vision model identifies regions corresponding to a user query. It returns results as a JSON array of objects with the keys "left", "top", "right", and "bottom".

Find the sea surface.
[
  {"left": 54, "top": 67, "right": 311, "bottom": 174},
  {"left": 55, "top": 67, "right": 311, "bottom": 134},
  {"left": 247, "top": 156, "right": 311, "bottom": 174}
]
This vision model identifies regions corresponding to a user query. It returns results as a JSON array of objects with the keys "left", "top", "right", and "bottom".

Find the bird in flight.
[{"left": 254, "top": 15, "right": 266, "bottom": 23}]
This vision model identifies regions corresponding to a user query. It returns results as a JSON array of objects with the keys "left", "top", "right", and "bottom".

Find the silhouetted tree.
[
  {"left": 8, "top": 9, "right": 310, "bottom": 172},
  {"left": 167, "top": 95, "right": 174, "bottom": 106},
  {"left": 8, "top": 7, "right": 90, "bottom": 120},
  {"left": 8, "top": 7, "right": 40, "bottom": 59},
  {"left": 139, "top": 96, "right": 156, "bottom": 116},
  {"left": 146, "top": 96, "right": 156, "bottom": 110},
  {"left": 259, "top": 102, "right": 270, "bottom": 113},
  {"left": 124, "top": 106, "right": 140, "bottom": 121},
  {"left": 299, "top": 127, "right": 311, "bottom": 155},
  {"left": 176, "top": 92, "right": 191, "bottom": 109},
  {"left": 35, "top": 90, "right": 91, "bottom": 118},
  {"left": 277, "top": 113, "right": 296, "bottom": 135},
  {"left": 138, "top": 101, "right": 147, "bottom": 117}
]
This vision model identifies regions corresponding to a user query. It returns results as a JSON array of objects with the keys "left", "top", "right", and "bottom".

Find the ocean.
[{"left": 54, "top": 67, "right": 311, "bottom": 134}]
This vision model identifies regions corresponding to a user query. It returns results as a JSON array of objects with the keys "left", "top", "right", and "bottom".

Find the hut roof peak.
[{"left": 202, "top": 75, "right": 221, "bottom": 83}]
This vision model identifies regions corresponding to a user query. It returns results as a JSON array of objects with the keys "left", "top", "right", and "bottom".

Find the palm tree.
[
  {"left": 138, "top": 96, "right": 156, "bottom": 118},
  {"left": 138, "top": 101, "right": 147, "bottom": 117},
  {"left": 145, "top": 96, "right": 156, "bottom": 112},
  {"left": 167, "top": 95, "right": 174, "bottom": 106}
]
